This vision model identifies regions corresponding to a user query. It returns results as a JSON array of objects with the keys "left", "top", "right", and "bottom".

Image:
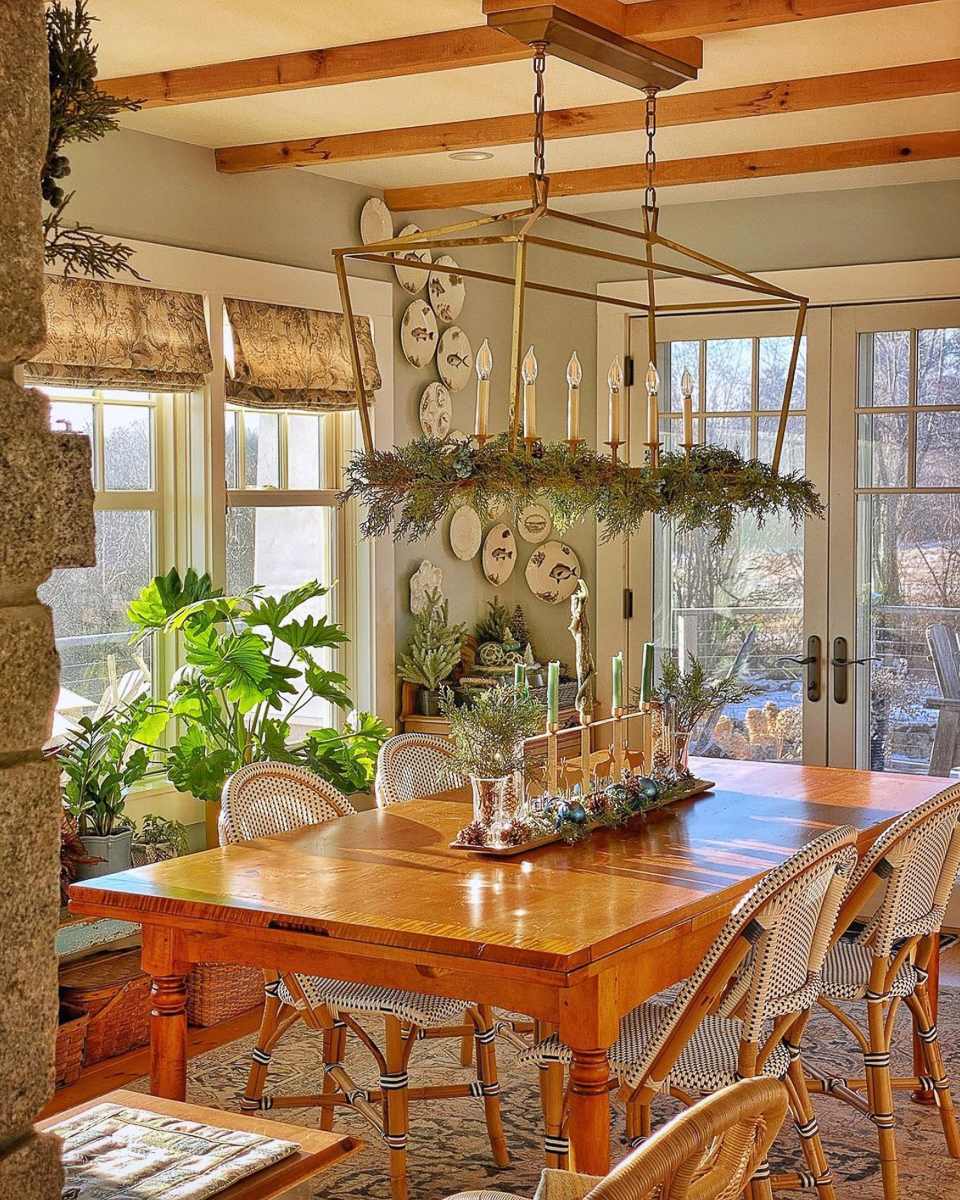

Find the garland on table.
[
  {"left": 340, "top": 436, "right": 823, "bottom": 547},
  {"left": 456, "top": 767, "right": 698, "bottom": 848}
]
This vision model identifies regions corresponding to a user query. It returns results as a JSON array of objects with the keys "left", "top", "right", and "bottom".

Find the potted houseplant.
[
  {"left": 127, "top": 568, "right": 389, "bottom": 802},
  {"left": 398, "top": 588, "right": 467, "bottom": 716},
  {"left": 440, "top": 683, "right": 546, "bottom": 846},
  {"left": 132, "top": 813, "right": 190, "bottom": 866},
  {"left": 58, "top": 696, "right": 169, "bottom": 879}
]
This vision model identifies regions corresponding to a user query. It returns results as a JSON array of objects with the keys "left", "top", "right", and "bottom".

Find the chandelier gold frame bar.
[{"left": 333, "top": 177, "right": 809, "bottom": 472}]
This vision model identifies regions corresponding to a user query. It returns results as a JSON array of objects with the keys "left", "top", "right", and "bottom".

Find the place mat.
[{"left": 52, "top": 1102, "right": 300, "bottom": 1200}]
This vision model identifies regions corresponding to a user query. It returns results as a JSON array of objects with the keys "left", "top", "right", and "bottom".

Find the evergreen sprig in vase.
[{"left": 440, "top": 684, "right": 546, "bottom": 847}]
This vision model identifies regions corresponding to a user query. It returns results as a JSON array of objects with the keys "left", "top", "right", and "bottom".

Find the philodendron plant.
[{"left": 128, "top": 568, "right": 389, "bottom": 801}]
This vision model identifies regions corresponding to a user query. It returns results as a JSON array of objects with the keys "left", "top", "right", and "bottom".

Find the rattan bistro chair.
[
  {"left": 520, "top": 825, "right": 859, "bottom": 1200},
  {"left": 375, "top": 731, "right": 459, "bottom": 807},
  {"left": 444, "top": 1077, "right": 789, "bottom": 1200},
  {"left": 803, "top": 783, "right": 960, "bottom": 1200},
  {"left": 220, "top": 761, "right": 509, "bottom": 1200}
]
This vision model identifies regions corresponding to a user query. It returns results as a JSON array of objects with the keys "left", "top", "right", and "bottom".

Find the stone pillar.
[{"left": 0, "top": 3, "right": 95, "bottom": 1194}]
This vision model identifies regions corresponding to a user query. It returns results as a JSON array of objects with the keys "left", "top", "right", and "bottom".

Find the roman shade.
[
  {"left": 224, "top": 297, "right": 381, "bottom": 411},
  {"left": 25, "top": 276, "right": 212, "bottom": 391}
]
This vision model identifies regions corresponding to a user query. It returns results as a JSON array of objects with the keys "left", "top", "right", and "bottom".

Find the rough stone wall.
[{"left": 0, "top": 1, "right": 95, "bottom": 1192}]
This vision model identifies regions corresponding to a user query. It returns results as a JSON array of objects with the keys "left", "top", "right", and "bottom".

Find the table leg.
[
  {"left": 142, "top": 928, "right": 189, "bottom": 1101},
  {"left": 913, "top": 935, "right": 941, "bottom": 1106},
  {"left": 559, "top": 973, "right": 619, "bottom": 1175}
]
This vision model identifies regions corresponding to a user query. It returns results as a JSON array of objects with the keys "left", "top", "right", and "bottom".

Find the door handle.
[
  {"left": 830, "top": 637, "right": 879, "bottom": 704},
  {"left": 777, "top": 635, "right": 821, "bottom": 702}
]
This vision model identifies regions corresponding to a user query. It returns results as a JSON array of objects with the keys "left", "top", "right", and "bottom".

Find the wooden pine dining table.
[{"left": 69, "top": 759, "right": 947, "bottom": 1175}]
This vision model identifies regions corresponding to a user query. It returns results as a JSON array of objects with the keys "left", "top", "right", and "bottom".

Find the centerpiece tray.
[{"left": 450, "top": 777, "right": 715, "bottom": 856}]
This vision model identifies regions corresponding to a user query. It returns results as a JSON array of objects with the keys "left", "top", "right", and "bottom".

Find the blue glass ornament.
[{"left": 556, "top": 800, "right": 587, "bottom": 829}]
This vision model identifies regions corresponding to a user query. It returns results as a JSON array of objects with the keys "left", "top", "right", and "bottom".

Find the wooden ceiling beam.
[
  {"left": 382, "top": 130, "right": 960, "bottom": 210},
  {"left": 215, "top": 60, "right": 960, "bottom": 173},
  {"left": 623, "top": 0, "right": 935, "bottom": 40}
]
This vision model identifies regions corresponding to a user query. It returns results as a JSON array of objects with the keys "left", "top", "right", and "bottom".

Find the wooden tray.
[{"left": 451, "top": 778, "right": 715, "bottom": 857}]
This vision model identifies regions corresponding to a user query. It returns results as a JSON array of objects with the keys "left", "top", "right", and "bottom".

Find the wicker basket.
[
  {"left": 59, "top": 948, "right": 152, "bottom": 1065},
  {"left": 54, "top": 1003, "right": 89, "bottom": 1087},
  {"left": 187, "top": 962, "right": 263, "bottom": 1027}
]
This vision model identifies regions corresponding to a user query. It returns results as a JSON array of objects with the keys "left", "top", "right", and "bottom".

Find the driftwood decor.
[{"left": 340, "top": 437, "right": 823, "bottom": 546}]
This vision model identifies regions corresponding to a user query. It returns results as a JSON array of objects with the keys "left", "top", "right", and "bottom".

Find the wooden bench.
[
  {"left": 39, "top": 1089, "right": 361, "bottom": 1200},
  {"left": 926, "top": 624, "right": 960, "bottom": 777}
]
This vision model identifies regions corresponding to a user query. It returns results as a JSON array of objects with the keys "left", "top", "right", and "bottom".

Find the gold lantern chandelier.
[{"left": 335, "top": 43, "right": 822, "bottom": 547}]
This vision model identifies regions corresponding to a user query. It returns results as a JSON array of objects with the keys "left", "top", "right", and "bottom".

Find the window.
[{"left": 40, "top": 387, "right": 169, "bottom": 705}]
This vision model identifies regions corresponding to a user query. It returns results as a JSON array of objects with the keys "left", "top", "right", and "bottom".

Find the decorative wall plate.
[
  {"left": 419, "top": 383, "right": 452, "bottom": 438},
  {"left": 394, "top": 223, "right": 431, "bottom": 294},
  {"left": 428, "top": 255, "right": 466, "bottom": 322},
  {"left": 360, "top": 197, "right": 392, "bottom": 246},
  {"left": 482, "top": 523, "right": 517, "bottom": 585},
  {"left": 517, "top": 503, "right": 552, "bottom": 543},
  {"left": 410, "top": 559, "right": 443, "bottom": 614},
  {"left": 400, "top": 300, "right": 438, "bottom": 368},
  {"left": 525, "top": 540, "right": 581, "bottom": 604},
  {"left": 449, "top": 505, "right": 482, "bottom": 561},
  {"left": 437, "top": 326, "right": 473, "bottom": 393}
]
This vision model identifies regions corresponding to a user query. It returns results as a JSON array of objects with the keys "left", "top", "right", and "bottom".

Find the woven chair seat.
[
  {"left": 518, "top": 1002, "right": 792, "bottom": 1095},
  {"left": 820, "top": 939, "right": 919, "bottom": 1002},
  {"left": 278, "top": 974, "right": 471, "bottom": 1028}
]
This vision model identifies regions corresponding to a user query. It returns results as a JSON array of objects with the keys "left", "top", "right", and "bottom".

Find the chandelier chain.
[
  {"left": 644, "top": 86, "right": 659, "bottom": 211},
  {"left": 531, "top": 43, "right": 548, "bottom": 179}
]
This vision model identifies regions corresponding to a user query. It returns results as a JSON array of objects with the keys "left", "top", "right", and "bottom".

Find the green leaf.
[
  {"left": 166, "top": 727, "right": 238, "bottom": 802},
  {"left": 184, "top": 626, "right": 276, "bottom": 713},
  {"left": 244, "top": 582, "right": 331, "bottom": 634},
  {"left": 127, "top": 567, "right": 223, "bottom": 634},
  {"left": 302, "top": 660, "right": 352, "bottom": 710},
  {"left": 272, "top": 614, "right": 350, "bottom": 654}
]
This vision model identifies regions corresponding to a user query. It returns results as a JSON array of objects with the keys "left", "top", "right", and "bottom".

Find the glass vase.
[
  {"left": 470, "top": 772, "right": 526, "bottom": 847},
  {"left": 674, "top": 729, "right": 693, "bottom": 779}
]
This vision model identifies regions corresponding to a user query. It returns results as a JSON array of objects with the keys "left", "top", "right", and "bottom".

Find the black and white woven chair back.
[
  {"left": 219, "top": 760, "right": 355, "bottom": 845},
  {"left": 625, "top": 826, "right": 858, "bottom": 1085},
  {"left": 848, "top": 783, "right": 960, "bottom": 959},
  {"left": 375, "top": 732, "right": 458, "bottom": 807}
]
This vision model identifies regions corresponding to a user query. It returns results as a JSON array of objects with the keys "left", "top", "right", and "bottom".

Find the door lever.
[
  {"left": 830, "top": 636, "right": 880, "bottom": 704},
  {"left": 777, "top": 635, "right": 821, "bottom": 702}
]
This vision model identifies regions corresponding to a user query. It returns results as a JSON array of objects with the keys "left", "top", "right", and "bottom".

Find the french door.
[{"left": 626, "top": 298, "right": 960, "bottom": 774}]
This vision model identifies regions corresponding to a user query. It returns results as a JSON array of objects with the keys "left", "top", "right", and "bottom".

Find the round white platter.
[
  {"left": 482, "top": 523, "right": 517, "bottom": 585},
  {"left": 428, "top": 255, "right": 466, "bottom": 322},
  {"left": 525, "top": 540, "right": 582, "bottom": 604},
  {"left": 360, "top": 197, "right": 392, "bottom": 246},
  {"left": 400, "top": 300, "right": 438, "bottom": 368},
  {"left": 394, "top": 223, "right": 431, "bottom": 294},
  {"left": 517, "top": 503, "right": 552, "bottom": 543},
  {"left": 437, "top": 326, "right": 473, "bottom": 393},
  {"left": 419, "top": 382, "right": 452, "bottom": 438},
  {"left": 449, "top": 505, "right": 482, "bottom": 561}
]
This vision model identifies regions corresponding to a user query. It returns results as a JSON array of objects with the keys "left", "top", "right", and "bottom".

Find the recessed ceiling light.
[{"left": 449, "top": 149, "right": 494, "bottom": 162}]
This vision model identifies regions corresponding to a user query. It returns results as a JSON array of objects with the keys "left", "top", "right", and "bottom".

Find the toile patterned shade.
[
  {"left": 25, "top": 276, "right": 213, "bottom": 391},
  {"left": 224, "top": 297, "right": 381, "bottom": 411}
]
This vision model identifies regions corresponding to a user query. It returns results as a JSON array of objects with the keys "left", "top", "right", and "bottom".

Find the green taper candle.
[
  {"left": 547, "top": 661, "right": 560, "bottom": 725},
  {"left": 641, "top": 642, "right": 655, "bottom": 703}
]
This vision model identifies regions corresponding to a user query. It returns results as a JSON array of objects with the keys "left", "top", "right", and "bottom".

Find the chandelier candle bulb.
[
  {"left": 522, "top": 345, "right": 538, "bottom": 442},
  {"left": 645, "top": 361, "right": 661, "bottom": 460},
  {"left": 547, "top": 660, "right": 560, "bottom": 726},
  {"left": 612, "top": 651, "right": 624, "bottom": 710},
  {"left": 680, "top": 366, "right": 695, "bottom": 452},
  {"left": 475, "top": 338, "right": 493, "bottom": 441},
  {"left": 608, "top": 356, "right": 623, "bottom": 448},
  {"left": 566, "top": 351, "right": 582, "bottom": 443}
]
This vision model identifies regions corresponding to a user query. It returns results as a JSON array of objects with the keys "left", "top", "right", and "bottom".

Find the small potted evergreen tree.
[{"left": 398, "top": 589, "right": 467, "bottom": 716}]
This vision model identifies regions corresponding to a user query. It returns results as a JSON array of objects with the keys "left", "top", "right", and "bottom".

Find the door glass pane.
[
  {"left": 865, "top": 330, "right": 910, "bottom": 406},
  {"left": 706, "top": 339, "right": 752, "bottom": 411},
  {"left": 758, "top": 336, "right": 806, "bottom": 410},
  {"left": 704, "top": 415, "right": 751, "bottom": 456},
  {"left": 40, "top": 509, "right": 155, "bottom": 704},
  {"left": 917, "top": 328, "right": 959, "bottom": 405},
  {"left": 857, "top": 412, "right": 909, "bottom": 487},
  {"left": 102, "top": 404, "right": 152, "bottom": 490},
  {"left": 667, "top": 340, "right": 699, "bottom": 414},
  {"left": 757, "top": 415, "right": 805, "bottom": 473},
  {"left": 855, "top": 493, "right": 960, "bottom": 774},
  {"left": 916, "top": 411, "right": 960, "bottom": 487}
]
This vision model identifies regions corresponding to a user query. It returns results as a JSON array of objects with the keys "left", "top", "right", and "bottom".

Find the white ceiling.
[{"left": 91, "top": 0, "right": 960, "bottom": 211}]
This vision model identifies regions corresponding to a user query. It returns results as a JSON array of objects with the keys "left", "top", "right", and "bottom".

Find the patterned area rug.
[{"left": 129, "top": 988, "right": 960, "bottom": 1199}]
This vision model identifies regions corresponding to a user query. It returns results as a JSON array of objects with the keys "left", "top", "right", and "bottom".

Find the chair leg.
[
  {"left": 908, "top": 984, "right": 960, "bottom": 1159},
  {"left": 460, "top": 1026, "right": 475, "bottom": 1067},
  {"left": 241, "top": 983, "right": 296, "bottom": 1112},
  {"left": 539, "top": 1061, "right": 568, "bottom": 1168},
  {"left": 383, "top": 1017, "right": 410, "bottom": 1200},
  {"left": 864, "top": 998, "right": 899, "bottom": 1200},
  {"left": 787, "top": 1053, "right": 838, "bottom": 1200},
  {"left": 748, "top": 1161, "right": 774, "bottom": 1200},
  {"left": 320, "top": 1020, "right": 347, "bottom": 1132},
  {"left": 473, "top": 1007, "right": 510, "bottom": 1167}
]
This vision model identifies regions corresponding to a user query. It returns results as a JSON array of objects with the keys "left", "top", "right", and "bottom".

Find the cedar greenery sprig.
[
  {"left": 640, "top": 651, "right": 757, "bottom": 730},
  {"left": 440, "top": 684, "right": 546, "bottom": 780},
  {"left": 44, "top": 0, "right": 144, "bottom": 278},
  {"left": 340, "top": 436, "right": 823, "bottom": 547}
]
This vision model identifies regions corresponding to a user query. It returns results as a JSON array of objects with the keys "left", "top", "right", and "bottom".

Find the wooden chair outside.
[
  {"left": 443, "top": 1077, "right": 788, "bottom": 1200},
  {"left": 804, "top": 781, "right": 960, "bottom": 1200},
  {"left": 220, "top": 760, "right": 509, "bottom": 1200},
  {"left": 925, "top": 624, "right": 960, "bottom": 776},
  {"left": 519, "top": 825, "right": 858, "bottom": 1200}
]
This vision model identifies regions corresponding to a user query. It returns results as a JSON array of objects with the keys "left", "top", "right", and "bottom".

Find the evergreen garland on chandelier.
[{"left": 340, "top": 435, "right": 823, "bottom": 547}]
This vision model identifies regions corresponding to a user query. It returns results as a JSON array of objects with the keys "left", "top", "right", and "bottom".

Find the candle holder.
[
  {"left": 605, "top": 439, "right": 625, "bottom": 462},
  {"left": 523, "top": 435, "right": 541, "bottom": 454},
  {"left": 474, "top": 432, "right": 492, "bottom": 447},
  {"left": 564, "top": 437, "right": 585, "bottom": 454},
  {"left": 681, "top": 441, "right": 695, "bottom": 460},
  {"left": 546, "top": 720, "right": 560, "bottom": 794},
  {"left": 645, "top": 441, "right": 661, "bottom": 468},
  {"left": 611, "top": 706, "right": 625, "bottom": 777}
]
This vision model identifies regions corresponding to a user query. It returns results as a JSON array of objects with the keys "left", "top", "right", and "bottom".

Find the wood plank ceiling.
[{"left": 92, "top": 0, "right": 960, "bottom": 212}]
